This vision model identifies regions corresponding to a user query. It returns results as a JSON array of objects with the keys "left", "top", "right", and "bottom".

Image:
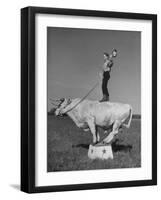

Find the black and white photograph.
[
  {"left": 20, "top": 6, "right": 157, "bottom": 193},
  {"left": 47, "top": 27, "right": 141, "bottom": 172},
  {"left": 0, "top": 0, "right": 160, "bottom": 198}
]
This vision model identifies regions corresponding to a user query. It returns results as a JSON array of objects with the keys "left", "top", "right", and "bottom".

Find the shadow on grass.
[
  {"left": 72, "top": 140, "right": 132, "bottom": 153},
  {"left": 72, "top": 144, "right": 89, "bottom": 149},
  {"left": 112, "top": 139, "right": 132, "bottom": 152}
]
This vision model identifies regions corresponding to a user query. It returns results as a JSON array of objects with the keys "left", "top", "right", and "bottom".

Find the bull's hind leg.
[{"left": 103, "top": 120, "right": 121, "bottom": 144}]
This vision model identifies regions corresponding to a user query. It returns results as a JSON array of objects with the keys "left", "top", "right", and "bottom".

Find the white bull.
[{"left": 55, "top": 98, "right": 133, "bottom": 144}]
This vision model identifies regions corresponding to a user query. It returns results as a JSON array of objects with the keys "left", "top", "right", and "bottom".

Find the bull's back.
[{"left": 81, "top": 101, "right": 130, "bottom": 127}]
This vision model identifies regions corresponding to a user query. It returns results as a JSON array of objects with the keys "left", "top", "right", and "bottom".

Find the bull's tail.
[{"left": 122, "top": 106, "right": 133, "bottom": 128}]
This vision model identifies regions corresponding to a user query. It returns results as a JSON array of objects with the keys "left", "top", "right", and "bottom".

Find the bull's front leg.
[
  {"left": 87, "top": 117, "right": 97, "bottom": 144},
  {"left": 96, "top": 126, "right": 100, "bottom": 142}
]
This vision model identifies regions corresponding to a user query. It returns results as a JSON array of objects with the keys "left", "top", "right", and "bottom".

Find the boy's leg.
[{"left": 100, "top": 77, "right": 109, "bottom": 102}]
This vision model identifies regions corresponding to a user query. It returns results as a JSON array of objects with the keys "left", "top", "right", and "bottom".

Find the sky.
[{"left": 47, "top": 27, "right": 141, "bottom": 114}]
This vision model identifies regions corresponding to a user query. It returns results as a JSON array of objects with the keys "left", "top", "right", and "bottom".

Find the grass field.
[{"left": 47, "top": 115, "right": 141, "bottom": 172}]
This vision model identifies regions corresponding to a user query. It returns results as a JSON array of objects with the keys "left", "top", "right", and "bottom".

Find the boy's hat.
[{"left": 112, "top": 49, "right": 117, "bottom": 57}]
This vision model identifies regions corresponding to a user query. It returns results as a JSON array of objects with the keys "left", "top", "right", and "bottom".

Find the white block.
[{"left": 88, "top": 144, "right": 113, "bottom": 160}]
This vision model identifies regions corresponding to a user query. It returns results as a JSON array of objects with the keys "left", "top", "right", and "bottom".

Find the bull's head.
[{"left": 51, "top": 98, "right": 72, "bottom": 116}]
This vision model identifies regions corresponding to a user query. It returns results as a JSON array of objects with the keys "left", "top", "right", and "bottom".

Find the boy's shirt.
[{"left": 102, "top": 59, "right": 113, "bottom": 72}]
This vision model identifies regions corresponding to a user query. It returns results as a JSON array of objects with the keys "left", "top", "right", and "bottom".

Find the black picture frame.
[{"left": 21, "top": 6, "right": 157, "bottom": 193}]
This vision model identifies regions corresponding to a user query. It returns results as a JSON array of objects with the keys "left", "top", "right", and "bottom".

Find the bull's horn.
[
  {"left": 50, "top": 98, "right": 62, "bottom": 102},
  {"left": 50, "top": 102, "right": 59, "bottom": 106}
]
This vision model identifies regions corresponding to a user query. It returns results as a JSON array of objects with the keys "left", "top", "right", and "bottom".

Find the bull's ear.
[{"left": 60, "top": 98, "right": 65, "bottom": 102}]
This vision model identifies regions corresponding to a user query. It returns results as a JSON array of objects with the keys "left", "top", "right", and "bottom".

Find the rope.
[{"left": 65, "top": 81, "right": 99, "bottom": 113}]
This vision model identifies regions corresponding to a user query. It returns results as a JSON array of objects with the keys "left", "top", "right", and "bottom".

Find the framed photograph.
[{"left": 21, "top": 6, "right": 157, "bottom": 193}]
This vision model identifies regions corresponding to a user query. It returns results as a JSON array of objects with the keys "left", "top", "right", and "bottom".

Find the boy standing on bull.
[{"left": 99, "top": 49, "right": 117, "bottom": 102}]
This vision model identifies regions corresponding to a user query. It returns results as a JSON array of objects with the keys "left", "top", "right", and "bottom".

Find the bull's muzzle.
[
  {"left": 55, "top": 109, "right": 63, "bottom": 116},
  {"left": 55, "top": 109, "right": 60, "bottom": 116}
]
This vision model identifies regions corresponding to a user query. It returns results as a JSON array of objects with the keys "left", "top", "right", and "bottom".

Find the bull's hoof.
[
  {"left": 102, "top": 135, "right": 115, "bottom": 144},
  {"left": 103, "top": 140, "right": 113, "bottom": 145},
  {"left": 95, "top": 141, "right": 104, "bottom": 146},
  {"left": 94, "top": 140, "right": 111, "bottom": 146},
  {"left": 100, "top": 141, "right": 110, "bottom": 146},
  {"left": 92, "top": 141, "right": 99, "bottom": 146}
]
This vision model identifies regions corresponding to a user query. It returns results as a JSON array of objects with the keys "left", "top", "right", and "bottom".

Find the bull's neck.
[
  {"left": 64, "top": 99, "right": 80, "bottom": 120},
  {"left": 66, "top": 109, "right": 76, "bottom": 120},
  {"left": 64, "top": 99, "right": 80, "bottom": 113},
  {"left": 66, "top": 108, "right": 79, "bottom": 124}
]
